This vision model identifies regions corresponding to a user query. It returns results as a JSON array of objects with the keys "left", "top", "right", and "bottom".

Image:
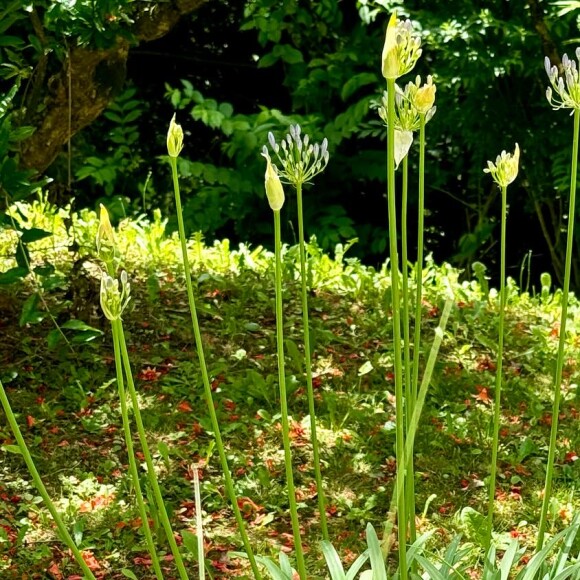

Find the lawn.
[{"left": 0, "top": 200, "right": 579, "bottom": 578}]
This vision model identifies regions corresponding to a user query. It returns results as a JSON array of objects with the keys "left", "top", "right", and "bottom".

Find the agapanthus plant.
[
  {"left": 263, "top": 124, "right": 331, "bottom": 540},
  {"left": 538, "top": 49, "right": 580, "bottom": 550},
  {"left": 380, "top": 11, "right": 422, "bottom": 577},
  {"left": 483, "top": 143, "right": 520, "bottom": 548},
  {"left": 166, "top": 115, "right": 261, "bottom": 578}
]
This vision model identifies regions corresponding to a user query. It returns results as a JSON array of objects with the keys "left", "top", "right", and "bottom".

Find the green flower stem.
[
  {"left": 486, "top": 184, "right": 508, "bottom": 549},
  {"left": 0, "top": 381, "right": 97, "bottom": 580},
  {"left": 386, "top": 76, "right": 407, "bottom": 577},
  {"left": 193, "top": 467, "right": 205, "bottom": 580},
  {"left": 273, "top": 208, "right": 308, "bottom": 579},
  {"left": 400, "top": 156, "right": 416, "bottom": 548},
  {"left": 383, "top": 295, "right": 454, "bottom": 557},
  {"left": 537, "top": 108, "right": 580, "bottom": 550},
  {"left": 116, "top": 322, "right": 190, "bottom": 580},
  {"left": 111, "top": 321, "right": 164, "bottom": 579},
  {"left": 411, "top": 116, "right": 427, "bottom": 405},
  {"left": 295, "top": 181, "right": 329, "bottom": 541},
  {"left": 168, "top": 156, "right": 261, "bottom": 578}
]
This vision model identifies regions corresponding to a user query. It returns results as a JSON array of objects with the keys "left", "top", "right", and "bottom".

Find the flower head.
[
  {"left": 263, "top": 124, "right": 329, "bottom": 188},
  {"left": 545, "top": 49, "right": 580, "bottom": 111},
  {"left": 100, "top": 270, "right": 131, "bottom": 321},
  {"left": 262, "top": 152, "right": 285, "bottom": 211},
  {"left": 377, "top": 76, "right": 436, "bottom": 168},
  {"left": 378, "top": 75, "right": 437, "bottom": 132},
  {"left": 167, "top": 114, "right": 184, "bottom": 157},
  {"left": 413, "top": 75, "right": 437, "bottom": 114},
  {"left": 381, "top": 12, "right": 422, "bottom": 81},
  {"left": 484, "top": 143, "right": 520, "bottom": 188}
]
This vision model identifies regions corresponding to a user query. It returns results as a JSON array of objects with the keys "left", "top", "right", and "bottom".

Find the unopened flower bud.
[
  {"left": 414, "top": 79, "right": 436, "bottom": 114},
  {"left": 484, "top": 143, "right": 520, "bottom": 188},
  {"left": 97, "top": 204, "right": 115, "bottom": 254},
  {"left": 264, "top": 157, "right": 285, "bottom": 211},
  {"left": 381, "top": 13, "right": 422, "bottom": 81},
  {"left": 167, "top": 114, "right": 184, "bottom": 158},
  {"left": 381, "top": 13, "right": 400, "bottom": 80}
]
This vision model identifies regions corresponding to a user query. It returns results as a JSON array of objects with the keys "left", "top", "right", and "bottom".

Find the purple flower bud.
[
  {"left": 289, "top": 125, "right": 297, "bottom": 139},
  {"left": 268, "top": 132, "right": 276, "bottom": 149},
  {"left": 321, "top": 138, "right": 328, "bottom": 157},
  {"left": 563, "top": 53, "right": 570, "bottom": 68},
  {"left": 545, "top": 56, "right": 552, "bottom": 77},
  {"left": 576, "top": 47, "right": 580, "bottom": 61}
]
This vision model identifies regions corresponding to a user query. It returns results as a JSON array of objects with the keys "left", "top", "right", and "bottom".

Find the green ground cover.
[{"left": 1, "top": 201, "right": 579, "bottom": 578}]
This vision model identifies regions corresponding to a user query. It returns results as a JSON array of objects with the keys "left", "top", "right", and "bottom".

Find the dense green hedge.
[{"left": 1, "top": 0, "right": 579, "bottom": 287}]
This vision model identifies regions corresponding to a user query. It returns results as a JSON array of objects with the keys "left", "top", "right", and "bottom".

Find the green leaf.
[
  {"left": 341, "top": 72, "right": 378, "bottom": 101},
  {"left": 61, "top": 319, "right": 102, "bottom": 333},
  {"left": 0, "top": 267, "right": 27, "bottom": 284},
  {"left": 366, "top": 524, "right": 387, "bottom": 580},
  {"left": 2, "top": 444, "right": 22, "bottom": 455},
  {"left": 123, "top": 109, "right": 142, "bottom": 123},
  {"left": 103, "top": 111, "right": 124, "bottom": 123},
  {"left": 258, "top": 52, "right": 279, "bottom": 68},
  {"left": 320, "top": 540, "right": 347, "bottom": 580},
  {"left": 120, "top": 570, "right": 138, "bottom": 580},
  {"left": 181, "top": 530, "right": 199, "bottom": 558},
  {"left": 20, "top": 228, "right": 52, "bottom": 244},
  {"left": 0, "top": 36, "right": 25, "bottom": 47},
  {"left": 458, "top": 507, "right": 489, "bottom": 548},
  {"left": 19, "top": 293, "right": 43, "bottom": 326},
  {"left": 276, "top": 44, "right": 303, "bottom": 64}
]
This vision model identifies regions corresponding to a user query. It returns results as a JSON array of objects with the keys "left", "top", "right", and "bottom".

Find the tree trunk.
[{"left": 20, "top": 0, "right": 208, "bottom": 174}]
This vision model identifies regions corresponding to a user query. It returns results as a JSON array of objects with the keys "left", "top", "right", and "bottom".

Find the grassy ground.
[{"left": 1, "top": 201, "right": 579, "bottom": 578}]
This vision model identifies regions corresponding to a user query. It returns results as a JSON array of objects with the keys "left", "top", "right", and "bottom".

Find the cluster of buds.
[
  {"left": 262, "top": 124, "right": 330, "bottom": 189},
  {"left": 381, "top": 12, "right": 422, "bottom": 81},
  {"left": 100, "top": 270, "right": 131, "bottom": 321},
  {"left": 167, "top": 114, "right": 184, "bottom": 158},
  {"left": 545, "top": 50, "right": 580, "bottom": 111},
  {"left": 484, "top": 143, "right": 520, "bottom": 188},
  {"left": 379, "top": 76, "right": 437, "bottom": 130},
  {"left": 378, "top": 76, "right": 436, "bottom": 168}
]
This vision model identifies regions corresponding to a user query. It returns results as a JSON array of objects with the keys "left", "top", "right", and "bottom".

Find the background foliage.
[{"left": 1, "top": 0, "right": 580, "bottom": 287}]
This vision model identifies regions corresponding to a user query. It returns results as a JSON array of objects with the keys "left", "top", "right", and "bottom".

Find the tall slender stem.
[
  {"left": 400, "top": 157, "right": 416, "bottom": 548},
  {"left": 537, "top": 109, "right": 580, "bottom": 549},
  {"left": 386, "top": 77, "right": 407, "bottom": 577},
  {"left": 295, "top": 181, "right": 329, "bottom": 541},
  {"left": 169, "top": 157, "right": 261, "bottom": 578},
  {"left": 117, "top": 322, "right": 190, "bottom": 580},
  {"left": 486, "top": 184, "right": 508, "bottom": 548},
  {"left": 111, "top": 321, "right": 164, "bottom": 580},
  {"left": 411, "top": 116, "right": 427, "bottom": 404},
  {"left": 273, "top": 209, "right": 308, "bottom": 579},
  {"left": 0, "top": 381, "right": 97, "bottom": 580}
]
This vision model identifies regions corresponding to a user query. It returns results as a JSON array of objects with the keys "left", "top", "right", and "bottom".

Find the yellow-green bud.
[
  {"left": 97, "top": 203, "right": 115, "bottom": 254},
  {"left": 167, "top": 114, "right": 184, "bottom": 158},
  {"left": 381, "top": 12, "right": 422, "bottom": 81},
  {"left": 381, "top": 13, "right": 399, "bottom": 80},
  {"left": 414, "top": 78, "right": 436, "bottom": 114},
  {"left": 484, "top": 143, "right": 520, "bottom": 188},
  {"left": 264, "top": 157, "right": 285, "bottom": 211}
]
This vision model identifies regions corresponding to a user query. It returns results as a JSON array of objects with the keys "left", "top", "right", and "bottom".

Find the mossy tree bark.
[{"left": 20, "top": 0, "right": 208, "bottom": 174}]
